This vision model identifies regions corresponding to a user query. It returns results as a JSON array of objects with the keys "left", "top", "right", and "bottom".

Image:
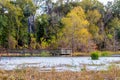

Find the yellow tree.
[
  {"left": 60, "top": 6, "right": 92, "bottom": 52},
  {"left": 87, "top": 10, "right": 101, "bottom": 37}
]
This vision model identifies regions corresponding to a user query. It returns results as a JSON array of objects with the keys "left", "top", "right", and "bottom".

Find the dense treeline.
[{"left": 0, "top": 0, "right": 120, "bottom": 52}]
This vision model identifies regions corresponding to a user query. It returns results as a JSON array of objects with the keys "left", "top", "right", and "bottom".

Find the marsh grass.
[{"left": 0, "top": 65, "right": 120, "bottom": 80}]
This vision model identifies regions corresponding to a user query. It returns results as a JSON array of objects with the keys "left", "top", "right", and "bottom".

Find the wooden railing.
[{"left": 0, "top": 49, "right": 72, "bottom": 56}]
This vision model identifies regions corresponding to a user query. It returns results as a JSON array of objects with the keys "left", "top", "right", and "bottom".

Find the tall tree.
[
  {"left": 60, "top": 7, "right": 92, "bottom": 52},
  {"left": 106, "top": 17, "right": 120, "bottom": 51}
]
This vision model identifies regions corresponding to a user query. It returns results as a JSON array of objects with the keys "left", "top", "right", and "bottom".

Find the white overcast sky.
[
  {"left": 52, "top": 0, "right": 114, "bottom": 5},
  {"left": 98, "top": 0, "right": 114, "bottom": 5}
]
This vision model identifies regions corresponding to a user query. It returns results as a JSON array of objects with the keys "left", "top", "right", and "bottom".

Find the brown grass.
[{"left": 0, "top": 66, "right": 120, "bottom": 80}]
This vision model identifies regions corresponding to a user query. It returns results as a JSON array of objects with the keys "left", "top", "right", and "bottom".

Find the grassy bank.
[
  {"left": 0, "top": 51, "right": 120, "bottom": 57},
  {"left": 0, "top": 66, "right": 120, "bottom": 80},
  {"left": 0, "top": 52, "right": 51, "bottom": 57},
  {"left": 72, "top": 51, "right": 120, "bottom": 57}
]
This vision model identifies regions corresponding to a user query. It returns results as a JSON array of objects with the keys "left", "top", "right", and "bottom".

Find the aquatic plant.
[{"left": 91, "top": 51, "right": 99, "bottom": 60}]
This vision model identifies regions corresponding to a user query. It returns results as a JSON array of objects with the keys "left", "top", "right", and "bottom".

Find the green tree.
[
  {"left": 106, "top": 17, "right": 120, "bottom": 51},
  {"left": 112, "top": 0, "right": 120, "bottom": 18},
  {"left": 0, "top": 15, "right": 8, "bottom": 48},
  {"left": 35, "top": 14, "right": 50, "bottom": 43},
  {"left": 86, "top": 10, "right": 101, "bottom": 36},
  {"left": 15, "top": 0, "right": 36, "bottom": 48},
  {"left": 16, "top": 0, "right": 36, "bottom": 17},
  {"left": 0, "top": 0, "right": 23, "bottom": 49},
  {"left": 80, "top": 0, "right": 104, "bottom": 13},
  {"left": 0, "top": 0, "right": 36, "bottom": 49},
  {"left": 35, "top": 13, "right": 62, "bottom": 49}
]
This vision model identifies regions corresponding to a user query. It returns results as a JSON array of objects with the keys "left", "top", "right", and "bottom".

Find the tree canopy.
[{"left": 0, "top": 0, "right": 120, "bottom": 52}]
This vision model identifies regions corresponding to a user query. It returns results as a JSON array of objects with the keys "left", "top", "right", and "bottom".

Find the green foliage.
[
  {"left": 108, "top": 17, "right": 120, "bottom": 30},
  {"left": 61, "top": 6, "right": 92, "bottom": 51},
  {"left": 106, "top": 17, "right": 120, "bottom": 50},
  {"left": 16, "top": 0, "right": 36, "bottom": 17},
  {"left": 8, "top": 36, "right": 17, "bottom": 49},
  {"left": 107, "top": 34, "right": 113, "bottom": 39},
  {"left": 35, "top": 14, "right": 60, "bottom": 49},
  {"left": 30, "top": 34, "right": 37, "bottom": 49},
  {"left": 91, "top": 51, "right": 100, "bottom": 60},
  {"left": 86, "top": 10, "right": 101, "bottom": 36},
  {"left": 36, "top": 14, "right": 50, "bottom": 42},
  {"left": 40, "top": 38, "right": 49, "bottom": 49},
  {"left": 40, "top": 51, "right": 51, "bottom": 57},
  {"left": 0, "top": 0, "right": 36, "bottom": 49},
  {"left": 0, "top": 0, "right": 120, "bottom": 53},
  {"left": 0, "top": 15, "right": 8, "bottom": 47},
  {"left": 112, "top": 0, "right": 120, "bottom": 18},
  {"left": 80, "top": 0, "right": 104, "bottom": 13},
  {"left": 101, "top": 51, "right": 110, "bottom": 57}
]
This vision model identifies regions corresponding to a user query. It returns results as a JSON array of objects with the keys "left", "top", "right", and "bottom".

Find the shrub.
[
  {"left": 91, "top": 51, "right": 99, "bottom": 60},
  {"left": 40, "top": 51, "right": 50, "bottom": 57}
]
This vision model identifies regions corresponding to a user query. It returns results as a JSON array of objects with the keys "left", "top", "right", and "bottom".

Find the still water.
[{"left": 0, "top": 57, "right": 120, "bottom": 71}]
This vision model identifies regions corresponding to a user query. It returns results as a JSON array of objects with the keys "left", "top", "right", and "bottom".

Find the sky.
[
  {"left": 52, "top": 0, "right": 114, "bottom": 5},
  {"left": 99, "top": 0, "right": 114, "bottom": 5},
  {"left": 36, "top": 0, "right": 115, "bottom": 15}
]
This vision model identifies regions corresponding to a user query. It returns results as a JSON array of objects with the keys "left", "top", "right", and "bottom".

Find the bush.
[
  {"left": 40, "top": 51, "right": 51, "bottom": 57},
  {"left": 91, "top": 51, "right": 99, "bottom": 60}
]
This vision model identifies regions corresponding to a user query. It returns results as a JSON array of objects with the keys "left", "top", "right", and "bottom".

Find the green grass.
[{"left": 101, "top": 51, "right": 110, "bottom": 57}]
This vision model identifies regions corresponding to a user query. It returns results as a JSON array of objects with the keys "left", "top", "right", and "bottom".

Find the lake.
[{"left": 0, "top": 57, "right": 120, "bottom": 71}]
